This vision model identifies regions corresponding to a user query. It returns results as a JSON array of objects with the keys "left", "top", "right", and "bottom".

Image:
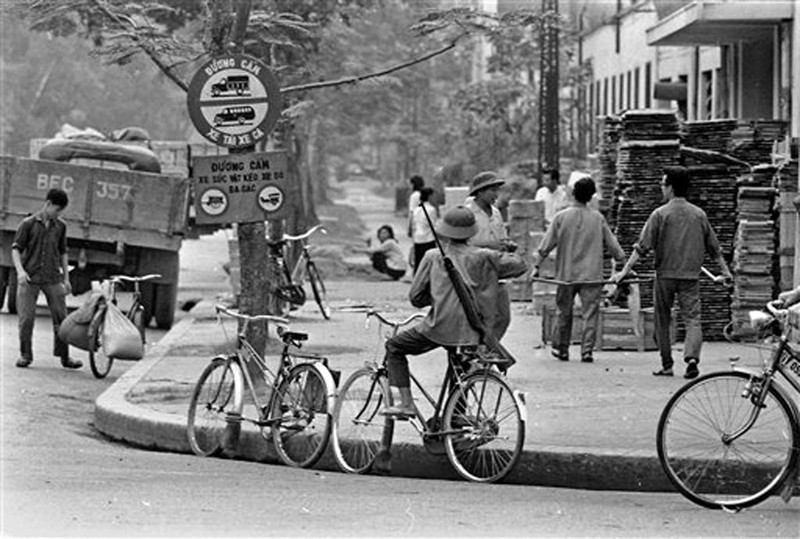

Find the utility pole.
[{"left": 538, "top": 0, "right": 560, "bottom": 177}]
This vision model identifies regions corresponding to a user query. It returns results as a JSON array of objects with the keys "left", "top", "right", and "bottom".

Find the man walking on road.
[
  {"left": 532, "top": 177, "right": 626, "bottom": 363},
  {"left": 612, "top": 166, "right": 732, "bottom": 379},
  {"left": 12, "top": 188, "right": 81, "bottom": 370}
]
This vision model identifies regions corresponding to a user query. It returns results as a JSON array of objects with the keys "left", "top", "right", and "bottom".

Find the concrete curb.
[{"left": 94, "top": 317, "right": 675, "bottom": 490}]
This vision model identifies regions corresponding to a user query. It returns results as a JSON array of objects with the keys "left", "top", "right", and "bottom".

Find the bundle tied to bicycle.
[{"left": 58, "top": 286, "right": 143, "bottom": 361}]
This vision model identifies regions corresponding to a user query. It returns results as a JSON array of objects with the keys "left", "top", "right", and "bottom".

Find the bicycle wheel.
[
  {"left": 270, "top": 363, "right": 333, "bottom": 468},
  {"left": 443, "top": 370, "right": 525, "bottom": 483},
  {"left": 657, "top": 371, "right": 799, "bottom": 510},
  {"left": 88, "top": 318, "right": 114, "bottom": 379},
  {"left": 332, "top": 367, "right": 394, "bottom": 474},
  {"left": 306, "top": 261, "right": 331, "bottom": 320},
  {"left": 187, "top": 357, "right": 240, "bottom": 457}
]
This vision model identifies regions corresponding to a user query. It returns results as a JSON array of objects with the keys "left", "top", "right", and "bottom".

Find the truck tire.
[{"left": 153, "top": 283, "right": 177, "bottom": 329}]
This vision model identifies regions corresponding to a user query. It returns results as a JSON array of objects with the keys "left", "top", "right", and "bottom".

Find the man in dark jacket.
[{"left": 12, "top": 188, "right": 82, "bottom": 369}]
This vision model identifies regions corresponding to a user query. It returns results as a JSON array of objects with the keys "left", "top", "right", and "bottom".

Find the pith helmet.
[
  {"left": 436, "top": 206, "right": 478, "bottom": 240},
  {"left": 469, "top": 171, "right": 505, "bottom": 196}
]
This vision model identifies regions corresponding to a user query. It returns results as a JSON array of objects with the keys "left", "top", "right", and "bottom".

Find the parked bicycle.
[
  {"left": 187, "top": 305, "right": 338, "bottom": 468},
  {"left": 332, "top": 308, "right": 527, "bottom": 483},
  {"left": 89, "top": 273, "right": 161, "bottom": 379},
  {"left": 267, "top": 224, "right": 330, "bottom": 319},
  {"left": 657, "top": 300, "right": 799, "bottom": 511}
]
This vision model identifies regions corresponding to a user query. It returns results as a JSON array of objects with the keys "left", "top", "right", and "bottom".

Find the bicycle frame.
[
  {"left": 402, "top": 351, "right": 482, "bottom": 439},
  {"left": 726, "top": 334, "right": 800, "bottom": 445},
  {"left": 224, "top": 315, "right": 337, "bottom": 427}
]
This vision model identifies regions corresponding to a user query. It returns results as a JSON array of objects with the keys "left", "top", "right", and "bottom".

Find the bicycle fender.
[
  {"left": 513, "top": 390, "right": 528, "bottom": 423},
  {"left": 309, "top": 362, "right": 338, "bottom": 413},
  {"left": 217, "top": 356, "right": 245, "bottom": 416}
]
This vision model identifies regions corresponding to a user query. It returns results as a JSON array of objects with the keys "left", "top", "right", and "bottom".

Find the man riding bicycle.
[{"left": 381, "top": 206, "right": 529, "bottom": 417}]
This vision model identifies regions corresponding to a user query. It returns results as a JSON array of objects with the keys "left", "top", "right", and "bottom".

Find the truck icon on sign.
[
  {"left": 211, "top": 75, "right": 250, "bottom": 97},
  {"left": 214, "top": 106, "right": 256, "bottom": 126}
]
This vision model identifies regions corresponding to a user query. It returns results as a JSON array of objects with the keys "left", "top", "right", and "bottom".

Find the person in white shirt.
[
  {"left": 535, "top": 168, "right": 569, "bottom": 225},
  {"left": 411, "top": 187, "right": 438, "bottom": 272},
  {"left": 407, "top": 175, "right": 425, "bottom": 238}
]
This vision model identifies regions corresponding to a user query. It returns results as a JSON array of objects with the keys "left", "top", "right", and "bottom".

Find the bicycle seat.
[{"left": 281, "top": 331, "right": 308, "bottom": 343}]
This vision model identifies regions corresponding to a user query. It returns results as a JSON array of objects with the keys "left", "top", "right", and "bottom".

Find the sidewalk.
[{"left": 94, "top": 275, "right": 772, "bottom": 491}]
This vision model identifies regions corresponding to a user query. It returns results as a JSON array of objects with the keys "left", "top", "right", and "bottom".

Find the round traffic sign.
[
  {"left": 258, "top": 185, "right": 285, "bottom": 213},
  {"left": 187, "top": 55, "right": 282, "bottom": 149},
  {"left": 199, "top": 188, "right": 229, "bottom": 216}
]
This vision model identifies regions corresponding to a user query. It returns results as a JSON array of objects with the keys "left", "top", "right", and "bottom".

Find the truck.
[{"left": 0, "top": 151, "right": 190, "bottom": 329}]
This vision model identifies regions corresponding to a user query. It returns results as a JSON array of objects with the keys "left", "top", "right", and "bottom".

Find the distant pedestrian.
[
  {"left": 533, "top": 177, "right": 626, "bottom": 363},
  {"left": 381, "top": 206, "right": 528, "bottom": 417},
  {"left": 364, "top": 225, "right": 407, "bottom": 281},
  {"left": 12, "top": 188, "right": 82, "bottom": 369},
  {"left": 612, "top": 166, "right": 732, "bottom": 379},
  {"left": 465, "top": 171, "right": 517, "bottom": 341},
  {"left": 407, "top": 175, "right": 425, "bottom": 238},
  {"left": 410, "top": 187, "right": 438, "bottom": 272},
  {"left": 535, "top": 168, "right": 569, "bottom": 226}
]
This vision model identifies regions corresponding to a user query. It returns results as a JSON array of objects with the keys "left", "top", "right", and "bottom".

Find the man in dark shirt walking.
[
  {"left": 612, "top": 167, "right": 731, "bottom": 379},
  {"left": 12, "top": 188, "right": 82, "bottom": 369}
]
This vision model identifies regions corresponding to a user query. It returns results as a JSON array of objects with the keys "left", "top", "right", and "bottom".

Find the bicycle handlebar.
[
  {"left": 109, "top": 274, "right": 162, "bottom": 283},
  {"left": 366, "top": 309, "right": 425, "bottom": 329},
  {"left": 215, "top": 304, "right": 289, "bottom": 326},
  {"left": 282, "top": 224, "right": 327, "bottom": 243}
]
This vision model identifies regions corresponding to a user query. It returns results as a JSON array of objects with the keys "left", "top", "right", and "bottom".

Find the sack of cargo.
[
  {"left": 102, "top": 302, "right": 144, "bottom": 360},
  {"left": 58, "top": 293, "right": 106, "bottom": 351}
]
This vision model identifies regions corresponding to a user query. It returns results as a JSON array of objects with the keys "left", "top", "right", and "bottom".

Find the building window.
[
  {"left": 626, "top": 71, "right": 632, "bottom": 110},
  {"left": 604, "top": 77, "right": 609, "bottom": 115},
  {"left": 596, "top": 80, "right": 602, "bottom": 116},
  {"left": 701, "top": 70, "right": 713, "bottom": 120},
  {"left": 618, "top": 73, "right": 624, "bottom": 110},
  {"left": 634, "top": 67, "right": 640, "bottom": 109},
  {"left": 611, "top": 77, "right": 616, "bottom": 114},
  {"left": 645, "top": 62, "right": 652, "bottom": 108}
]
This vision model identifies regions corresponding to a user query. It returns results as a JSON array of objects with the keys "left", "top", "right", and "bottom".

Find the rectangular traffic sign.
[{"left": 191, "top": 151, "right": 294, "bottom": 224}]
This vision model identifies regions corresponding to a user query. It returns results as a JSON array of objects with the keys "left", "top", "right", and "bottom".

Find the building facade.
[{"left": 574, "top": 0, "right": 799, "bottom": 285}]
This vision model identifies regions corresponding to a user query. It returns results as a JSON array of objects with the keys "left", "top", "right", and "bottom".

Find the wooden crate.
[
  {"left": 599, "top": 307, "right": 656, "bottom": 351},
  {"left": 542, "top": 306, "right": 668, "bottom": 351}
]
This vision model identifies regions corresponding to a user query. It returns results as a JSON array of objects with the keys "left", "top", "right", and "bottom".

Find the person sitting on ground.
[
  {"left": 381, "top": 206, "right": 529, "bottom": 416},
  {"left": 362, "top": 225, "right": 407, "bottom": 281}
]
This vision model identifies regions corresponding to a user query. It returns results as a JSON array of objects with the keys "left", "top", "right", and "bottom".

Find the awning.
[
  {"left": 653, "top": 81, "right": 688, "bottom": 101},
  {"left": 646, "top": 0, "right": 793, "bottom": 46}
]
